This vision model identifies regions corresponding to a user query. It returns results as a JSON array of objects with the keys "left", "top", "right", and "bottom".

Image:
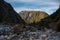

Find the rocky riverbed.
[{"left": 0, "top": 25, "right": 60, "bottom": 40}]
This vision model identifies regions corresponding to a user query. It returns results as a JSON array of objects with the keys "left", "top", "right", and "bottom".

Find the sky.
[{"left": 5, "top": 0, "right": 60, "bottom": 15}]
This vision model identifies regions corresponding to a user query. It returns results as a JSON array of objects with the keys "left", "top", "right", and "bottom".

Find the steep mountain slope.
[
  {"left": 0, "top": 0, "right": 26, "bottom": 36},
  {"left": 38, "top": 7, "right": 60, "bottom": 31},
  {"left": 49, "top": 7, "right": 60, "bottom": 31},
  {"left": 0, "top": 0, "right": 25, "bottom": 24},
  {"left": 19, "top": 11, "right": 48, "bottom": 24}
]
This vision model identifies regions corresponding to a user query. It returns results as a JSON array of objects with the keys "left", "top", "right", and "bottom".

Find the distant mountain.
[
  {"left": 19, "top": 11, "right": 48, "bottom": 24},
  {"left": 0, "top": 0, "right": 25, "bottom": 24}
]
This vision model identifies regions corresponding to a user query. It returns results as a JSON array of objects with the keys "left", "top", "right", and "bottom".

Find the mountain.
[
  {"left": 0, "top": 0, "right": 25, "bottom": 24},
  {"left": 49, "top": 7, "right": 60, "bottom": 31},
  {"left": 38, "top": 7, "right": 60, "bottom": 31},
  {"left": 19, "top": 11, "right": 48, "bottom": 24},
  {"left": 0, "top": 0, "right": 26, "bottom": 36}
]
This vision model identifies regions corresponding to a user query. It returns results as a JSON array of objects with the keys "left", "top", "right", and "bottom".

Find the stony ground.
[{"left": 0, "top": 28, "right": 60, "bottom": 40}]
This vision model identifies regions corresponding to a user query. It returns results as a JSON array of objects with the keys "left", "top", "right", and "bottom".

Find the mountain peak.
[{"left": 19, "top": 11, "right": 48, "bottom": 23}]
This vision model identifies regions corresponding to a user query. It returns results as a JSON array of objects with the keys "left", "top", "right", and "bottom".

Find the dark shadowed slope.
[
  {"left": 38, "top": 7, "right": 60, "bottom": 31},
  {"left": 0, "top": 0, "right": 25, "bottom": 24}
]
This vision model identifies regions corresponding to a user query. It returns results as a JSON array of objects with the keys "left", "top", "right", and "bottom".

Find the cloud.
[
  {"left": 5, "top": 0, "right": 59, "bottom": 7},
  {"left": 5, "top": 0, "right": 37, "bottom": 3},
  {"left": 5, "top": 0, "right": 59, "bottom": 15},
  {"left": 14, "top": 6, "right": 58, "bottom": 15},
  {"left": 5, "top": 0, "right": 59, "bottom": 3}
]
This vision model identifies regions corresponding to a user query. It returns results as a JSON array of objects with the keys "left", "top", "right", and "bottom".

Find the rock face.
[
  {"left": 19, "top": 11, "right": 48, "bottom": 23},
  {"left": 0, "top": 0, "right": 25, "bottom": 24}
]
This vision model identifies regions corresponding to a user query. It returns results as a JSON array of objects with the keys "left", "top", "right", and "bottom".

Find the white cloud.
[
  {"left": 14, "top": 6, "right": 59, "bottom": 15},
  {"left": 5, "top": 0, "right": 59, "bottom": 7},
  {"left": 5, "top": 0, "right": 37, "bottom": 3},
  {"left": 5, "top": 0, "right": 59, "bottom": 15},
  {"left": 5, "top": 0, "right": 59, "bottom": 3}
]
